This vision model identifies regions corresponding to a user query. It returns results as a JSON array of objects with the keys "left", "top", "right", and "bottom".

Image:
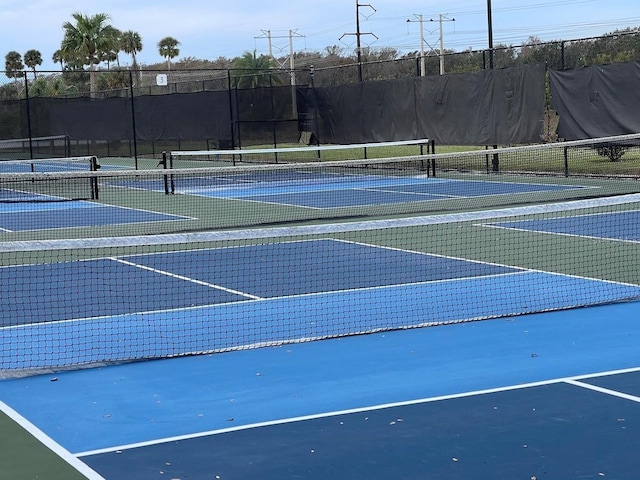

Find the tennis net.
[
  {"left": 168, "top": 139, "right": 435, "bottom": 167},
  {"left": 1, "top": 193, "right": 639, "bottom": 376},
  {"left": 0, "top": 156, "right": 100, "bottom": 202},
  {"left": 161, "top": 134, "right": 640, "bottom": 230}
]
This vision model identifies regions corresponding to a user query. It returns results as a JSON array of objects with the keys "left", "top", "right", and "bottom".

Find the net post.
[
  {"left": 160, "top": 151, "right": 170, "bottom": 195},
  {"left": 169, "top": 153, "right": 175, "bottom": 194},
  {"left": 492, "top": 146, "right": 500, "bottom": 173},
  {"left": 430, "top": 139, "right": 436, "bottom": 177},
  {"left": 563, "top": 146, "right": 569, "bottom": 177},
  {"left": 90, "top": 156, "right": 100, "bottom": 199},
  {"left": 485, "top": 146, "right": 489, "bottom": 174}
]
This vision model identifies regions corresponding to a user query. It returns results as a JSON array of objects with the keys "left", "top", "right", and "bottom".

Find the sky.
[{"left": 1, "top": 0, "right": 639, "bottom": 72}]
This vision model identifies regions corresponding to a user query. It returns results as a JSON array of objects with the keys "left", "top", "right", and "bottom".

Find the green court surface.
[{"left": 0, "top": 408, "right": 89, "bottom": 480}]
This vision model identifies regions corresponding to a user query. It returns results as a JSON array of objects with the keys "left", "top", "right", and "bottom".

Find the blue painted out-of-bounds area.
[{"left": 1, "top": 301, "right": 639, "bottom": 479}]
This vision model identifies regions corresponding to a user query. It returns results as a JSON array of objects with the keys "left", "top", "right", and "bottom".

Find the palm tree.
[
  {"left": 121, "top": 30, "right": 143, "bottom": 85},
  {"left": 4, "top": 51, "right": 24, "bottom": 92},
  {"left": 121, "top": 30, "right": 142, "bottom": 67},
  {"left": 60, "top": 12, "right": 119, "bottom": 95},
  {"left": 23, "top": 49, "right": 43, "bottom": 79},
  {"left": 100, "top": 26, "right": 122, "bottom": 69},
  {"left": 231, "top": 51, "right": 277, "bottom": 88},
  {"left": 157, "top": 36, "right": 180, "bottom": 70},
  {"left": 52, "top": 49, "right": 64, "bottom": 69}
]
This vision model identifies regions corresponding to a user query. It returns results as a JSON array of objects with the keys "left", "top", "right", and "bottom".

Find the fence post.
[
  {"left": 23, "top": 72, "right": 35, "bottom": 159},
  {"left": 129, "top": 70, "right": 139, "bottom": 169},
  {"left": 226, "top": 70, "right": 236, "bottom": 151}
]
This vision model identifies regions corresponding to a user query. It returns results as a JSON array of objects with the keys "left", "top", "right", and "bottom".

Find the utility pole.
[
  {"left": 429, "top": 14, "right": 455, "bottom": 75},
  {"left": 406, "top": 14, "right": 426, "bottom": 77},
  {"left": 340, "top": 2, "right": 377, "bottom": 82},
  {"left": 258, "top": 29, "right": 274, "bottom": 58},
  {"left": 257, "top": 29, "right": 303, "bottom": 67},
  {"left": 256, "top": 29, "right": 304, "bottom": 114}
]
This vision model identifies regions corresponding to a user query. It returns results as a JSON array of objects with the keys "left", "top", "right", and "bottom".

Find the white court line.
[
  {"left": 0, "top": 400, "right": 106, "bottom": 480},
  {"left": 76, "top": 365, "right": 640, "bottom": 457},
  {"left": 476, "top": 209, "right": 640, "bottom": 245},
  {"left": 110, "top": 257, "right": 262, "bottom": 300},
  {"left": 477, "top": 223, "right": 640, "bottom": 245},
  {"left": 356, "top": 186, "right": 465, "bottom": 199},
  {"left": 564, "top": 379, "right": 640, "bottom": 403}
]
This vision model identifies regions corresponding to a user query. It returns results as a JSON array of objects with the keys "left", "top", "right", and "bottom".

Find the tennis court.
[
  {"left": 1, "top": 136, "right": 640, "bottom": 479},
  {"left": 0, "top": 156, "right": 189, "bottom": 231},
  {"left": 1, "top": 157, "right": 595, "bottom": 233}
]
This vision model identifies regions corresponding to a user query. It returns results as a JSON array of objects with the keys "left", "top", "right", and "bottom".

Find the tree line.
[
  {"left": 2, "top": 11, "right": 639, "bottom": 99},
  {"left": 3, "top": 12, "right": 180, "bottom": 98}
]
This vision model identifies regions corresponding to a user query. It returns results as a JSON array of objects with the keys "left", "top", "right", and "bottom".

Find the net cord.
[{"left": 171, "top": 138, "right": 432, "bottom": 157}]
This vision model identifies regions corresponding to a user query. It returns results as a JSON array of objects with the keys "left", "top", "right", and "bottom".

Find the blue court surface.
[
  {"left": 171, "top": 174, "right": 586, "bottom": 208},
  {"left": 0, "top": 201, "right": 189, "bottom": 232},
  {"left": 1, "top": 302, "right": 639, "bottom": 479}
]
